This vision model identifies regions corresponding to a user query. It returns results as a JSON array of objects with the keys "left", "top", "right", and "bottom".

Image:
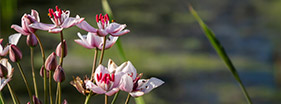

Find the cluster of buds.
[
  {"left": 45, "top": 52, "right": 66, "bottom": 82},
  {"left": 0, "top": 58, "right": 14, "bottom": 91}
]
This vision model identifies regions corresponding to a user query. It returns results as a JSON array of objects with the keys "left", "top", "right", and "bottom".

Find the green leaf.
[{"left": 189, "top": 6, "right": 252, "bottom": 104}]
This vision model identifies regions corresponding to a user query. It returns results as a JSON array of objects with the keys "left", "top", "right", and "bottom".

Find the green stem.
[
  {"left": 30, "top": 47, "right": 38, "bottom": 98},
  {"left": 111, "top": 91, "right": 119, "bottom": 104},
  {"left": 84, "top": 93, "right": 92, "bottom": 104},
  {"left": 58, "top": 82, "right": 61, "bottom": 104},
  {"left": 91, "top": 48, "right": 98, "bottom": 80},
  {"left": 124, "top": 94, "right": 131, "bottom": 104},
  {"left": 59, "top": 31, "right": 65, "bottom": 66},
  {"left": 99, "top": 36, "right": 107, "bottom": 64},
  {"left": 34, "top": 33, "right": 48, "bottom": 104},
  {"left": 0, "top": 92, "right": 4, "bottom": 104},
  {"left": 105, "top": 95, "right": 108, "bottom": 104},
  {"left": 7, "top": 83, "right": 16, "bottom": 104},
  {"left": 49, "top": 71, "right": 53, "bottom": 104},
  {"left": 55, "top": 84, "right": 59, "bottom": 104},
  {"left": 16, "top": 62, "right": 33, "bottom": 104}
]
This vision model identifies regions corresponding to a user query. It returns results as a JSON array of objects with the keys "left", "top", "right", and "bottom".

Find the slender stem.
[
  {"left": 99, "top": 36, "right": 107, "bottom": 64},
  {"left": 30, "top": 47, "right": 38, "bottom": 98},
  {"left": 105, "top": 95, "right": 108, "bottom": 104},
  {"left": 34, "top": 33, "right": 48, "bottom": 104},
  {"left": 0, "top": 92, "right": 4, "bottom": 104},
  {"left": 55, "top": 84, "right": 59, "bottom": 104},
  {"left": 111, "top": 91, "right": 119, "bottom": 104},
  {"left": 7, "top": 83, "right": 17, "bottom": 104},
  {"left": 16, "top": 62, "right": 33, "bottom": 104},
  {"left": 91, "top": 48, "right": 98, "bottom": 80},
  {"left": 59, "top": 31, "right": 65, "bottom": 66},
  {"left": 57, "top": 82, "right": 61, "bottom": 104},
  {"left": 49, "top": 71, "right": 53, "bottom": 104},
  {"left": 84, "top": 94, "right": 92, "bottom": 104},
  {"left": 124, "top": 94, "right": 131, "bottom": 104}
]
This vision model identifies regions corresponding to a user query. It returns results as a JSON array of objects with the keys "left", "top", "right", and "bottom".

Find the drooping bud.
[
  {"left": 26, "top": 34, "right": 38, "bottom": 47},
  {"left": 45, "top": 52, "right": 57, "bottom": 71},
  {"left": 9, "top": 45, "right": 23, "bottom": 62},
  {"left": 33, "top": 96, "right": 42, "bottom": 104},
  {"left": 40, "top": 65, "right": 49, "bottom": 78},
  {"left": 53, "top": 65, "right": 65, "bottom": 82},
  {"left": 55, "top": 40, "right": 67, "bottom": 58},
  {"left": 63, "top": 99, "right": 68, "bottom": 104},
  {"left": 0, "top": 64, "right": 8, "bottom": 78}
]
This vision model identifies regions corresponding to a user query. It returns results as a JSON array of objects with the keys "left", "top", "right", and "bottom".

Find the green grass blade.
[
  {"left": 189, "top": 6, "right": 252, "bottom": 104},
  {"left": 101, "top": 0, "right": 145, "bottom": 104}
]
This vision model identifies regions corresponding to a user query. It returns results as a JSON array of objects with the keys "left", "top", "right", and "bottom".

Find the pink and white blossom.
[
  {"left": 30, "top": 6, "right": 84, "bottom": 33},
  {"left": 0, "top": 58, "right": 14, "bottom": 91},
  {"left": 118, "top": 61, "right": 164, "bottom": 97},
  {"left": 85, "top": 59, "right": 127, "bottom": 96},
  {"left": 11, "top": 10, "right": 40, "bottom": 36},
  {"left": 74, "top": 32, "right": 118, "bottom": 50},
  {"left": 76, "top": 14, "right": 130, "bottom": 36}
]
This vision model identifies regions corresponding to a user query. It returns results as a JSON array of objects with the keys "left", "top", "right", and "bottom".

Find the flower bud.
[
  {"left": 26, "top": 34, "right": 38, "bottom": 47},
  {"left": 0, "top": 64, "right": 8, "bottom": 78},
  {"left": 33, "top": 96, "right": 42, "bottom": 104},
  {"left": 53, "top": 65, "right": 65, "bottom": 82},
  {"left": 63, "top": 99, "right": 68, "bottom": 104},
  {"left": 56, "top": 40, "right": 67, "bottom": 58},
  {"left": 40, "top": 65, "right": 49, "bottom": 78},
  {"left": 45, "top": 52, "right": 57, "bottom": 71},
  {"left": 9, "top": 45, "right": 22, "bottom": 62}
]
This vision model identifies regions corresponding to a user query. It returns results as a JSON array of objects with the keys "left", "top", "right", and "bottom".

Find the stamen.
[
  {"left": 104, "top": 14, "right": 109, "bottom": 21},
  {"left": 48, "top": 9, "right": 53, "bottom": 18},
  {"left": 97, "top": 73, "right": 101, "bottom": 81},
  {"left": 110, "top": 73, "right": 115, "bottom": 81},
  {"left": 96, "top": 14, "right": 99, "bottom": 23},
  {"left": 56, "top": 6, "right": 60, "bottom": 12},
  {"left": 58, "top": 9, "right": 62, "bottom": 18},
  {"left": 111, "top": 20, "right": 115, "bottom": 23},
  {"left": 101, "top": 73, "right": 107, "bottom": 83}
]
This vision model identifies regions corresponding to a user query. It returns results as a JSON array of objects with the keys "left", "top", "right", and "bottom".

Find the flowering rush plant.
[{"left": 0, "top": 5, "right": 164, "bottom": 104}]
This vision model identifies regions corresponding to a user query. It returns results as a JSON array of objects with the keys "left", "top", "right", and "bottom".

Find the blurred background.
[{"left": 1, "top": 0, "right": 281, "bottom": 104}]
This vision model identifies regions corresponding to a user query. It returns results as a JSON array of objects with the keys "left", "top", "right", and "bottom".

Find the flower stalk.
[
  {"left": 0, "top": 92, "right": 4, "bottom": 104},
  {"left": 34, "top": 33, "right": 48, "bottom": 104},
  {"left": 30, "top": 47, "right": 38, "bottom": 98},
  {"left": 124, "top": 94, "right": 131, "bottom": 104},
  {"left": 49, "top": 71, "right": 53, "bottom": 104},
  {"left": 16, "top": 62, "right": 33, "bottom": 104},
  {"left": 7, "top": 83, "right": 19, "bottom": 104},
  {"left": 91, "top": 48, "right": 98, "bottom": 79}
]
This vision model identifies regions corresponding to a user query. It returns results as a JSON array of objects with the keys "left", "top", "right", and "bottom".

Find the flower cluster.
[{"left": 0, "top": 5, "right": 164, "bottom": 104}]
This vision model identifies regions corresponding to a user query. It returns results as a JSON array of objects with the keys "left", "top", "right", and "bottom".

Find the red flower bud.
[
  {"left": 33, "top": 96, "right": 42, "bottom": 104},
  {"left": 56, "top": 40, "right": 67, "bottom": 58},
  {"left": 63, "top": 99, "right": 68, "bottom": 104},
  {"left": 45, "top": 52, "right": 57, "bottom": 71},
  {"left": 53, "top": 65, "right": 65, "bottom": 82},
  {"left": 0, "top": 64, "right": 8, "bottom": 78},
  {"left": 26, "top": 34, "right": 38, "bottom": 47},
  {"left": 9, "top": 45, "right": 22, "bottom": 62},
  {"left": 40, "top": 65, "right": 49, "bottom": 78}
]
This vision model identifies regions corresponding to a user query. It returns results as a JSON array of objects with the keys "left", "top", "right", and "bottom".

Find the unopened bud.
[
  {"left": 0, "top": 64, "right": 8, "bottom": 78},
  {"left": 63, "top": 99, "right": 68, "bottom": 104},
  {"left": 26, "top": 34, "right": 38, "bottom": 47},
  {"left": 45, "top": 52, "right": 57, "bottom": 71},
  {"left": 56, "top": 40, "right": 67, "bottom": 58},
  {"left": 53, "top": 65, "right": 65, "bottom": 82},
  {"left": 33, "top": 96, "right": 42, "bottom": 104},
  {"left": 40, "top": 65, "right": 49, "bottom": 78},
  {"left": 9, "top": 45, "right": 22, "bottom": 62}
]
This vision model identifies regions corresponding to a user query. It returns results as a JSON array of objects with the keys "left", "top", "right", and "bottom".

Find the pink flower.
[
  {"left": 0, "top": 33, "right": 21, "bottom": 57},
  {"left": 118, "top": 61, "right": 164, "bottom": 97},
  {"left": 76, "top": 14, "right": 130, "bottom": 36},
  {"left": 74, "top": 32, "right": 118, "bottom": 50},
  {"left": 0, "top": 58, "right": 14, "bottom": 91},
  {"left": 0, "top": 39, "right": 9, "bottom": 57},
  {"left": 85, "top": 60, "right": 126, "bottom": 96},
  {"left": 11, "top": 10, "right": 40, "bottom": 36},
  {"left": 30, "top": 6, "right": 84, "bottom": 33}
]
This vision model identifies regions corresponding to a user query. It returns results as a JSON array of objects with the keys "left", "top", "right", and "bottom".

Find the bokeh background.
[{"left": 1, "top": 0, "right": 281, "bottom": 104}]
